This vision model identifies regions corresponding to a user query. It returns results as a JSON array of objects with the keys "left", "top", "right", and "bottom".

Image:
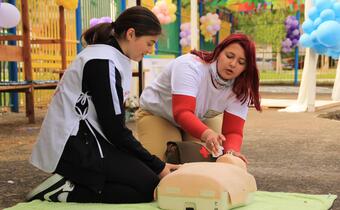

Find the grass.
[{"left": 260, "top": 68, "right": 337, "bottom": 84}]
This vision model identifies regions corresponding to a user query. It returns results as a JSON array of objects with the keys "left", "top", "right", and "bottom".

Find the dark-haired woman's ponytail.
[
  {"left": 81, "top": 6, "right": 161, "bottom": 46},
  {"left": 111, "top": 21, "right": 116, "bottom": 29}
]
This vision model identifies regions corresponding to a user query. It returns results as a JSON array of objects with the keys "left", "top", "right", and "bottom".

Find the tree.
[{"left": 234, "top": 10, "right": 289, "bottom": 72}]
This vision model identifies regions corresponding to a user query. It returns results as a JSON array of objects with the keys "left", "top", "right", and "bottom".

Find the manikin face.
[
  {"left": 124, "top": 28, "right": 158, "bottom": 62},
  {"left": 216, "top": 43, "right": 246, "bottom": 80}
]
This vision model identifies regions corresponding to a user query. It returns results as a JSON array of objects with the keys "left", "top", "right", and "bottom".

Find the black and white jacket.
[{"left": 31, "top": 42, "right": 164, "bottom": 176}]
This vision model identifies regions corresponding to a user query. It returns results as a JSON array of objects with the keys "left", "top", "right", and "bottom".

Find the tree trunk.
[
  {"left": 332, "top": 59, "right": 340, "bottom": 100},
  {"left": 321, "top": 55, "right": 329, "bottom": 70},
  {"left": 276, "top": 50, "right": 282, "bottom": 73}
]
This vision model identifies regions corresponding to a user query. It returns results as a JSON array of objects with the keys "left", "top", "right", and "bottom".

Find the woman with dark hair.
[
  {"left": 136, "top": 33, "right": 261, "bottom": 163},
  {"left": 26, "top": 6, "right": 179, "bottom": 203}
]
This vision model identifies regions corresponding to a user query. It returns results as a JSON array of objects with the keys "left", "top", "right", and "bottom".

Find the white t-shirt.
[{"left": 140, "top": 53, "right": 248, "bottom": 125}]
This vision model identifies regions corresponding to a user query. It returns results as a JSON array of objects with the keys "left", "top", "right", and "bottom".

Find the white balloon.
[{"left": 0, "top": 3, "right": 21, "bottom": 28}]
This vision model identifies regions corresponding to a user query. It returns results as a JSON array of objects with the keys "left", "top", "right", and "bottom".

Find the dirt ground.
[{"left": 0, "top": 92, "right": 339, "bottom": 209}]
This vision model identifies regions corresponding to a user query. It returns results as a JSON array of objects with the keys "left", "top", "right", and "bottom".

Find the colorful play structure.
[{"left": 0, "top": 0, "right": 339, "bottom": 123}]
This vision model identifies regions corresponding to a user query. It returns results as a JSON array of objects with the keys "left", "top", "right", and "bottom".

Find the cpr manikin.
[{"left": 156, "top": 154, "right": 257, "bottom": 210}]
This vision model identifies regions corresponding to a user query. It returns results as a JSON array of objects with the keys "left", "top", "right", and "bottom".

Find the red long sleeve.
[
  {"left": 172, "top": 94, "right": 208, "bottom": 139},
  {"left": 222, "top": 111, "right": 245, "bottom": 152}
]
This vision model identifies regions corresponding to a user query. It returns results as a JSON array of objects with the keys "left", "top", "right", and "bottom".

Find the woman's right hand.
[
  {"left": 201, "top": 129, "right": 225, "bottom": 156},
  {"left": 158, "top": 163, "right": 181, "bottom": 179}
]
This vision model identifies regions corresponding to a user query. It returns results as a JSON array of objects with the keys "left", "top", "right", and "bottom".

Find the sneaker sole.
[{"left": 26, "top": 174, "right": 64, "bottom": 201}]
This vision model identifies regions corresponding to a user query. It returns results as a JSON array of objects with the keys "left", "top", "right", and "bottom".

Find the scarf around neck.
[{"left": 209, "top": 61, "right": 234, "bottom": 89}]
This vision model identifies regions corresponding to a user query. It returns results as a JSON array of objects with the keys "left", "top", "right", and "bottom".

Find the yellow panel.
[
  {"left": 219, "top": 21, "right": 231, "bottom": 43},
  {"left": 181, "top": 6, "right": 191, "bottom": 54},
  {"left": 32, "top": 54, "right": 74, "bottom": 62},
  {"left": 142, "top": 0, "right": 154, "bottom": 9},
  {"left": 16, "top": 0, "right": 78, "bottom": 107},
  {"left": 181, "top": 6, "right": 190, "bottom": 23},
  {"left": 0, "top": 45, "right": 23, "bottom": 62},
  {"left": 32, "top": 63, "right": 62, "bottom": 69}
]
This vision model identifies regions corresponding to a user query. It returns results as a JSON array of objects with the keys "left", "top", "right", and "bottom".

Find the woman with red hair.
[{"left": 136, "top": 33, "right": 261, "bottom": 163}]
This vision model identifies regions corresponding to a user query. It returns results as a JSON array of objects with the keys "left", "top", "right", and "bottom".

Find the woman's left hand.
[
  {"left": 227, "top": 150, "right": 249, "bottom": 164},
  {"left": 201, "top": 129, "right": 225, "bottom": 156},
  {"left": 158, "top": 163, "right": 181, "bottom": 179}
]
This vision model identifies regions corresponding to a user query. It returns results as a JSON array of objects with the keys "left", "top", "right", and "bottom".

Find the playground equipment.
[
  {"left": 0, "top": 0, "right": 69, "bottom": 123},
  {"left": 0, "top": 0, "right": 144, "bottom": 123}
]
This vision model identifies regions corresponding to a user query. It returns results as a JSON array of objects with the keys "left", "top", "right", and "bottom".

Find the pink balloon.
[
  {"left": 157, "top": 14, "right": 166, "bottom": 24},
  {"left": 207, "top": 25, "right": 213, "bottom": 33},
  {"left": 0, "top": 3, "right": 20, "bottom": 28},
  {"left": 164, "top": 16, "right": 171, "bottom": 24},
  {"left": 180, "top": 38, "right": 187, "bottom": 46},
  {"left": 152, "top": 6, "right": 160, "bottom": 14},
  {"left": 159, "top": 2, "right": 167, "bottom": 12},
  {"left": 157, "top": 13, "right": 164, "bottom": 19},
  {"left": 213, "top": 24, "right": 220, "bottom": 31},
  {"left": 180, "top": 31, "right": 187, "bottom": 38},
  {"left": 184, "top": 23, "right": 190, "bottom": 30}
]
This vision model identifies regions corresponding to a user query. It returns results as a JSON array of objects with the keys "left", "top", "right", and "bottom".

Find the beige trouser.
[{"left": 135, "top": 108, "right": 222, "bottom": 161}]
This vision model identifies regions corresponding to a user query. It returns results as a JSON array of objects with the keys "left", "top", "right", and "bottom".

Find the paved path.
[{"left": 0, "top": 91, "right": 339, "bottom": 209}]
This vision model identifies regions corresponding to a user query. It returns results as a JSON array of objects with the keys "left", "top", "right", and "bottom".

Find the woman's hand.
[
  {"left": 226, "top": 150, "right": 249, "bottom": 164},
  {"left": 158, "top": 163, "right": 181, "bottom": 179},
  {"left": 201, "top": 129, "right": 225, "bottom": 156}
]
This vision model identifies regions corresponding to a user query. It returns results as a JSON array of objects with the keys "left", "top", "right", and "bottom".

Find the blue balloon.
[
  {"left": 302, "top": 19, "right": 315, "bottom": 33},
  {"left": 313, "top": 17, "right": 323, "bottom": 29},
  {"left": 320, "top": 9, "right": 336, "bottom": 21},
  {"left": 315, "top": 0, "right": 333, "bottom": 11},
  {"left": 313, "top": 44, "right": 327, "bottom": 54},
  {"left": 299, "top": 34, "right": 313, "bottom": 48},
  {"left": 333, "top": 2, "right": 340, "bottom": 17},
  {"left": 316, "top": 20, "right": 340, "bottom": 47},
  {"left": 326, "top": 49, "right": 340, "bottom": 59},
  {"left": 310, "top": 31, "right": 319, "bottom": 44},
  {"left": 330, "top": 43, "right": 340, "bottom": 52},
  {"left": 308, "top": 7, "right": 320, "bottom": 21}
]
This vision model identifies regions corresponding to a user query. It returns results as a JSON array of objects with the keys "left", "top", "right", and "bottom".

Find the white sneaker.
[{"left": 26, "top": 174, "right": 74, "bottom": 202}]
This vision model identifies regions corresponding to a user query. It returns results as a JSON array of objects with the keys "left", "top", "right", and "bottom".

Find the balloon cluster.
[
  {"left": 0, "top": 2, "right": 20, "bottom": 29},
  {"left": 152, "top": 0, "right": 177, "bottom": 25},
  {"left": 200, "top": 13, "right": 221, "bottom": 42},
  {"left": 90, "top": 17, "right": 112, "bottom": 28},
  {"left": 55, "top": 0, "right": 78, "bottom": 10},
  {"left": 282, "top": 16, "right": 300, "bottom": 53},
  {"left": 300, "top": 0, "right": 340, "bottom": 59},
  {"left": 179, "top": 23, "right": 191, "bottom": 47}
]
